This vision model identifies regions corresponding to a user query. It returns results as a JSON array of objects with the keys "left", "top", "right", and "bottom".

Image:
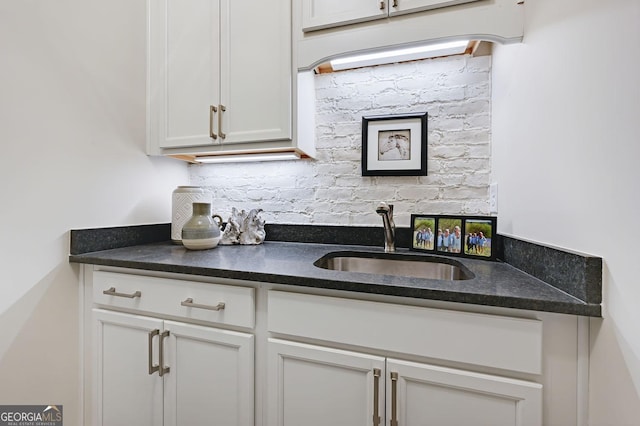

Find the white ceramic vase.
[{"left": 171, "top": 186, "right": 210, "bottom": 244}]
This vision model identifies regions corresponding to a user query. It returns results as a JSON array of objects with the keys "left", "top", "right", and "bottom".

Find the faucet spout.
[{"left": 376, "top": 202, "right": 395, "bottom": 253}]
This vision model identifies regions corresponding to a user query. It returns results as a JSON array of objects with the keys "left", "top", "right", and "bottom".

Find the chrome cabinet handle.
[
  {"left": 103, "top": 287, "right": 141, "bottom": 299},
  {"left": 181, "top": 298, "right": 225, "bottom": 311},
  {"left": 218, "top": 104, "right": 226, "bottom": 139},
  {"left": 159, "top": 330, "right": 170, "bottom": 377},
  {"left": 380, "top": 1, "right": 385, "bottom": 10},
  {"left": 392, "top": 0, "right": 398, "bottom": 7},
  {"left": 148, "top": 329, "right": 159, "bottom": 375},
  {"left": 390, "top": 372, "right": 399, "bottom": 426},
  {"left": 210, "top": 105, "right": 218, "bottom": 139},
  {"left": 372, "top": 368, "right": 381, "bottom": 426}
]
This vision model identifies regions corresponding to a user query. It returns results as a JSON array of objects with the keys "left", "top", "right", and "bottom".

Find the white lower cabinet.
[
  {"left": 267, "top": 339, "right": 385, "bottom": 426},
  {"left": 94, "top": 310, "right": 163, "bottom": 426},
  {"left": 268, "top": 339, "right": 541, "bottom": 426},
  {"left": 83, "top": 268, "right": 584, "bottom": 426},
  {"left": 94, "top": 309, "right": 254, "bottom": 426},
  {"left": 387, "top": 359, "right": 541, "bottom": 426},
  {"left": 267, "top": 290, "right": 545, "bottom": 426},
  {"left": 90, "top": 270, "right": 256, "bottom": 426},
  {"left": 164, "top": 320, "right": 254, "bottom": 426}
]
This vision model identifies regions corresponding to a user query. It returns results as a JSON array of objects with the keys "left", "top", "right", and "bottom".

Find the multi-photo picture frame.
[{"left": 410, "top": 214, "right": 497, "bottom": 260}]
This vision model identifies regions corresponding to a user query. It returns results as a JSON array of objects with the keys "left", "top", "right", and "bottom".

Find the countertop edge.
[{"left": 69, "top": 243, "right": 602, "bottom": 318}]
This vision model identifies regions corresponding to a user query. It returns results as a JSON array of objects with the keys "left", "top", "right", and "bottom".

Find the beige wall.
[
  {"left": 491, "top": 0, "right": 640, "bottom": 424},
  {"left": 0, "top": 1, "right": 187, "bottom": 423}
]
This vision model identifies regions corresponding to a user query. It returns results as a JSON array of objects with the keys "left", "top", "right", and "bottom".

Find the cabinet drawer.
[
  {"left": 268, "top": 291, "right": 542, "bottom": 374},
  {"left": 93, "top": 271, "right": 255, "bottom": 328}
]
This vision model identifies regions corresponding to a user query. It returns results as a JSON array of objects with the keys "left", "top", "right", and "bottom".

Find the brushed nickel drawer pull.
[
  {"left": 181, "top": 298, "right": 225, "bottom": 311},
  {"left": 103, "top": 287, "right": 141, "bottom": 299},
  {"left": 372, "top": 368, "right": 381, "bottom": 426},
  {"left": 210, "top": 105, "right": 218, "bottom": 139},
  {"left": 218, "top": 104, "right": 226, "bottom": 139},
  {"left": 390, "top": 372, "right": 399, "bottom": 426},
  {"left": 392, "top": 0, "right": 398, "bottom": 7},
  {"left": 159, "top": 330, "right": 170, "bottom": 377},
  {"left": 148, "top": 329, "right": 159, "bottom": 375},
  {"left": 380, "top": 1, "right": 385, "bottom": 10}
]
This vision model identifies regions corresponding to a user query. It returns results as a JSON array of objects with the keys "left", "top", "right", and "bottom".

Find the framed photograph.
[
  {"left": 362, "top": 112, "right": 428, "bottom": 176},
  {"left": 463, "top": 216, "right": 497, "bottom": 260},
  {"left": 436, "top": 217, "right": 463, "bottom": 255},
  {"left": 411, "top": 215, "right": 436, "bottom": 252},
  {"left": 410, "top": 214, "right": 497, "bottom": 261}
]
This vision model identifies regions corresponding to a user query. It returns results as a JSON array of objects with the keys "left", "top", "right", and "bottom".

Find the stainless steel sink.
[{"left": 314, "top": 252, "right": 473, "bottom": 281}]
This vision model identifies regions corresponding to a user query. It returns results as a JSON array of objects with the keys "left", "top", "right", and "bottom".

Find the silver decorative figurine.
[{"left": 220, "top": 208, "right": 266, "bottom": 245}]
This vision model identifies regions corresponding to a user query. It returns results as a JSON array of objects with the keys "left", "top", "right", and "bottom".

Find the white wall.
[
  {"left": 191, "top": 55, "right": 493, "bottom": 226},
  {"left": 0, "top": 1, "right": 187, "bottom": 423},
  {"left": 491, "top": 0, "right": 640, "bottom": 424},
  {"left": 4, "top": 1, "right": 632, "bottom": 423}
]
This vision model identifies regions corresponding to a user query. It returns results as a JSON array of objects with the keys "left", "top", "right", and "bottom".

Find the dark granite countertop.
[{"left": 69, "top": 239, "right": 601, "bottom": 317}]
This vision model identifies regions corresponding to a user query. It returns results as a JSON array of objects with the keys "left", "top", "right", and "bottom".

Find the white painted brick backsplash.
[{"left": 190, "top": 55, "right": 492, "bottom": 227}]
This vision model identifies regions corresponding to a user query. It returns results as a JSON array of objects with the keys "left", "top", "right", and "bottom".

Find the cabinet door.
[
  {"left": 268, "top": 338, "right": 385, "bottom": 426},
  {"left": 163, "top": 321, "right": 254, "bottom": 426},
  {"left": 301, "top": 0, "right": 388, "bottom": 32},
  {"left": 221, "top": 0, "right": 292, "bottom": 144},
  {"left": 388, "top": 0, "right": 482, "bottom": 17},
  {"left": 148, "top": 0, "right": 220, "bottom": 149},
  {"left": 93, "top": 309, "right": 164, "bottom": 426},
  {"left": 387, "top": 358, "right": 542, "bottom": 426}
]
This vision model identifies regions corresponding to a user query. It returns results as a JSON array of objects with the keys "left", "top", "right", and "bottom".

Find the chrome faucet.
[{"left": 376, "top": 202, "right": 395, "bottom": 253}]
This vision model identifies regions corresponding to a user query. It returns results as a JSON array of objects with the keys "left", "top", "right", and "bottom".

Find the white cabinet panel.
[
  {"left": 302, "top": 0, "right": 483, "bottom": 31},
  {"left": 93, "top": 310, "right": 164, "bottom": 426},
  {"left": 267, "top": 338, "right": 385, "bottom": 426},
  {"left": 164, "top": 321, "right": 254, "bottom": 426},
  {"left": 149, "top": 0, "right": 219, "bottom": 149},
  {"left": 268, "top": 290, "right": 542, "bottom": 374},
  {"left": 302, "top": 0, "right": 387, "bottom": 32},
  {"left": 222, "top": 0, "right": 292, "bottom": 144},
  {"left": 388, "top": 358, "right": 542, "bottom": 426},
  {"left": 389, "top": 0, "right": 482, "bottom": 17},
  {"left": 93, "top": 270, "right": 256, "bottom": 328},
  {"left": 165, "top": 0, "right": 219, "bottom": 146}
]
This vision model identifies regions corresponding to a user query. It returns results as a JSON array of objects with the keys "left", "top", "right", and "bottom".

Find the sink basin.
[{"left": 314, "top": 252, "right": 474, "bottom": 281}]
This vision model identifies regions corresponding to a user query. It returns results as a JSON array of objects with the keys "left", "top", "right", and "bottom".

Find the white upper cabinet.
[
  {"left": 388, "top": 0, "right": 482, "bottom": 17},
  {"left": 302, "top": 0, "right": 482, "bottom": 32},
  {"left": 147, "top": 0, "right": 303, "bottom": 157},
  {"left": 302, "top": 0, "right": 388, "bottom": 32},
  {"left": 148, "top": 0, "right": 220, "bottom": 150},
  {"left": 295, "top": 0, "right": 524, "bottom": 70},
  {"left": 221, "top": 0, "right": 292, "bottom": 145}
]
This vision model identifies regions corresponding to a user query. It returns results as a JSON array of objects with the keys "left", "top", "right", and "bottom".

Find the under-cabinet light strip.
[
  {"left": 330, "top": 40, "right": 470, "bottom": 71},
  {"left": 195, "top": 152, "right": 301, "bottom": 164}
]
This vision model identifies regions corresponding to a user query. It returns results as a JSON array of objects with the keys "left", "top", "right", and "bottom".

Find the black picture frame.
[
  {"left": 462, "top": 216, "right": 497, "bottom": 260},
  {"left": 410, "top": 215, "right": 437, "bottom": 252},
  {"left": 435, "top": 216, "right": 464, "bottom": 255},
  {"left": 362, "top": 112, "right": 428, "bottom": 176},
  {"left": 411, "top": 214, "right": 497, "bottom": 261}
]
